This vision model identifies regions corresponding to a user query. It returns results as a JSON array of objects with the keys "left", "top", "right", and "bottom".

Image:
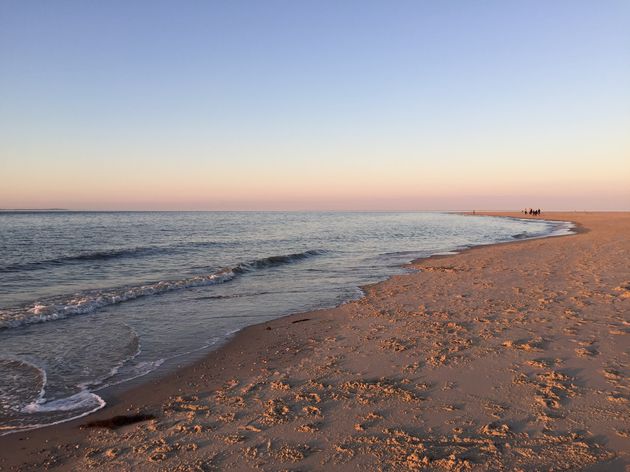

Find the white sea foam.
[
  {"left": 0, "top": 390, "right": 107, "bottom": 436},
  {"left": 22, "top": 389, "right": 105, "bottom": 414},
  {"left": 0, "top": 358, "right": 48, "bottom": 413},
  {"left": 0, "top": 270, "right": 237, "bottom": 330}
]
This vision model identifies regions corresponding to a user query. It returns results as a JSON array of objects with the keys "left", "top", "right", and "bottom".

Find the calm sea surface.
[{"left": 0, "top": 211, "right": 572, "bottom": 433}]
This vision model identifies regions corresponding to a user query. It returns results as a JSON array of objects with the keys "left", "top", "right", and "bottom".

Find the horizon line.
[{"left": 1, "top": 208, "right": 628, "bottom": 213}]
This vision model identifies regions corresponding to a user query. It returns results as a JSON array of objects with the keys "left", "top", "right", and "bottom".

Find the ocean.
[{"left": 0, "top": 211, "right": 572, "bottom": 433}]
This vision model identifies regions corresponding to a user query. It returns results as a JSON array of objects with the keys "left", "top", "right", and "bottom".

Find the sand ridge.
[{"left": 0, "top": 212, "right": 628, "bottom": 471}]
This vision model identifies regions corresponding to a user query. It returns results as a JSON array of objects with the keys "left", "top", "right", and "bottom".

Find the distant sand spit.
[{"left": 1, "top": 212, "right": 628, "bottom": 471}]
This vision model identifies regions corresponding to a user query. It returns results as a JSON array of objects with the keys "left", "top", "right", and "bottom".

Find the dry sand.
[{"left": 1, "top": 212, "right": 628, "bottom": 471}]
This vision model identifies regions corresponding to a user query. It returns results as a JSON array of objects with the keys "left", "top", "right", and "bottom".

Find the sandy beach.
[{"left": 1, "top": 212, "right": 628, "bottom": 471}]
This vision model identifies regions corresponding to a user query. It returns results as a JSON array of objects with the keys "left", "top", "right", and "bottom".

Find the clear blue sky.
[{"left": 1, "top": 1, "right": 628, "bottom": 210}]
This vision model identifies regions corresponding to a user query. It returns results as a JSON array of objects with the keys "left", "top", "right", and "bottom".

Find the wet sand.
[{"left": 1, "top": 212, "right": 628, "bottom": 471}]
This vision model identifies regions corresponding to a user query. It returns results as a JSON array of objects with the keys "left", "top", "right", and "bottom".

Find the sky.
[{"left": 1, "top": 1, "right": 629, "bottom": 211}]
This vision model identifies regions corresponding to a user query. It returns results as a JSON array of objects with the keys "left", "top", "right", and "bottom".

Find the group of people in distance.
[{"left": 524, "top": 208, "right": 541, "bottom": 216}]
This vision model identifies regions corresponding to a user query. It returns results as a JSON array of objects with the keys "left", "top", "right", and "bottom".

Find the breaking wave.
[
  {"left": 233, "top": 249, "right": 327, "bottom": 273},
  {"left": 0, "top": 249, "right": 327, "bottom": 330}
]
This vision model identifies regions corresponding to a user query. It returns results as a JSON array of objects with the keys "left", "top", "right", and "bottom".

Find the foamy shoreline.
[{"left": 1, "top": 212, "right": 628, "bottom": 471}]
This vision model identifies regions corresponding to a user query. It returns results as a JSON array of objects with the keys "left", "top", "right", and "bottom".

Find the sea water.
[{"left": 0, "top": 211, "right": 572, "bottom": 433}]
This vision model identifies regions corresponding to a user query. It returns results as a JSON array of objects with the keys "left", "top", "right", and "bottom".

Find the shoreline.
[
  {"left": 1, "top": 211, "right": 628, "bottom": 471},
  {"left": 0, "top": 213, "right": 572, "bottom": 437}
]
